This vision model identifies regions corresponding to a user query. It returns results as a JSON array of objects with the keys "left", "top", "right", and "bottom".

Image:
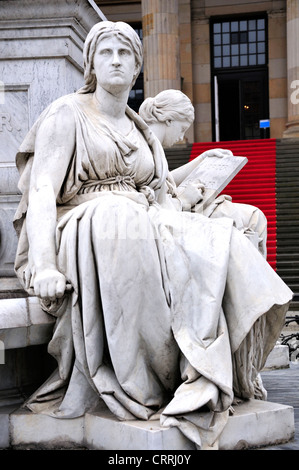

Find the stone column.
[
  {"left": 141, "top": 0, "right": 181, "bottom": 97},
  {"left": 283, "top": 0, "right": 299, "bottom": 137}
]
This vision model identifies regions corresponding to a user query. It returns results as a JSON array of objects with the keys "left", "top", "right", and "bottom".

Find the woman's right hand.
[
  {"left": 177, "top": 179, "right": 205, "bottom": 210},
  {"left": 33, "top": 268, "right": 67, "bottom": 301}
]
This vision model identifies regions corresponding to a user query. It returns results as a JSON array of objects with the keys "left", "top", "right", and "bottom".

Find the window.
[{"left": 212, "top": 17, "right": 267, "bottom": 69}]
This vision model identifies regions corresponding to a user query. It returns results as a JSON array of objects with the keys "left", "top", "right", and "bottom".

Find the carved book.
[{"left": 178, "top": 155, "right": 248, "bottom": 210}]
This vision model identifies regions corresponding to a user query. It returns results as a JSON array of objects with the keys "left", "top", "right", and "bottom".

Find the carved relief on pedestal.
[{"left": 0, "top": 84, "right": 29, "bottom": 165}]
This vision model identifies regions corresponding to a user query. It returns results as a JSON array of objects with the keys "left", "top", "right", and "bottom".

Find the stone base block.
[
  {"left": 218, "top": 399, "right": 294, "bottom": 450},
  {"left": 2, "top": 399, "right": 294, "bottom": 450},
  {"left": 0, "top": 405, "right": 19, "bottom": 449},
  {"left": 264, "top": 344, "right": 290, "bottom": 370},
  {"left": 10, "top": 408, "right": 85, "bottom": 449},
  {"left": 84, "top": 405, "right": 195, "bottom": 450}
]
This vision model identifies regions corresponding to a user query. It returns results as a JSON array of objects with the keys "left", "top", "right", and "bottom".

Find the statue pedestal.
[
  {"left": 1, "top": 398, "right": 294, "bottom": 450},
  {"left": 0, "top": 298, "right": 294, "bottom": 450}
]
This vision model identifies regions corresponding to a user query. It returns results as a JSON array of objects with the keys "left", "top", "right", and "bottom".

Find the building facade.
[{"left": 97, "top": 0, "right": 299, "bottom": 144}]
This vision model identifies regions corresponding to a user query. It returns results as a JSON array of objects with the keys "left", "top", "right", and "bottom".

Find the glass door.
[{"left": 216, "top": 70, "right": 269, "bottom": 141}]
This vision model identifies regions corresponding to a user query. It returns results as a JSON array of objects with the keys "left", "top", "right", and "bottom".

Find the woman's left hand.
[{"left": 201, "top": 148, "right": 233, "bottom": 159}]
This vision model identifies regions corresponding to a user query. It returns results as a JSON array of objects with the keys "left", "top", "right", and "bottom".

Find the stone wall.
[{"left": 268, "top": 10, "right": 288, "bottom": 138}]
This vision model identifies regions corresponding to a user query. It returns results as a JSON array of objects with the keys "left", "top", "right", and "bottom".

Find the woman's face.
[
  {"left": 162, "top": 120, "right": 190, "bottom": 148},
  {"left": 92, "top": 35, "right": 138, "bottom": 95}
]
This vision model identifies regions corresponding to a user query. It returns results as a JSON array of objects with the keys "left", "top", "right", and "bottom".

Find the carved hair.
[
  {"left": 78, "top": 21, "right": 143, "bottom": 94},
  {"left": 139, "top": 89, "right": 195, "bottom": 125}
]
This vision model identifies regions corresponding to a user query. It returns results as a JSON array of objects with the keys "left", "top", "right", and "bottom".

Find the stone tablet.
[{"left": 178, "top": 155, "right": 248, "bottom": 210}]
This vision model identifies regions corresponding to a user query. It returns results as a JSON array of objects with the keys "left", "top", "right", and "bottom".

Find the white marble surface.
[
  {"left": 219, "top": 399, "right": 294, "bottom": 450},
  {"left": 0, "top": 405, "right": 18, "bottom": 449},
  {"left": 0, "top": 195, "right": 20, "bottom": 276},
  {"left": 1, "top": 398, "right": 294, "bottom": 450},
  {"left": 0, "top": 87, "right": 29, "bottom": 165},
  {"left": 10, "top": 408, "right": 85, "bottom": 449},
  {"left": 264, "top": 344, "right": 290, "bottom": 370},
  {"left": 0, "top": 297, "right": 54, "bottom": 349}
]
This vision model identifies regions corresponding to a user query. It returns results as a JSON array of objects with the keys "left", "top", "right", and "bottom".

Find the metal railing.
[{"left": 280, "top": 315, "right": 299, "bottom": 362}]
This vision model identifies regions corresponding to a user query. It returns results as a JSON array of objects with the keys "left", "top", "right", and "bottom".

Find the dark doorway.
[
  {"left": 218, "top": 79, "right": 240, "bottom": 140},
  {"left": 128, "top": 22, "right": 144, "bottom": 113},
  {"left": 216, "top": 70, "right": 269, "bottom": 141},
  {"left": 128, "top": 73, "right": 144, "bottom": 112}
]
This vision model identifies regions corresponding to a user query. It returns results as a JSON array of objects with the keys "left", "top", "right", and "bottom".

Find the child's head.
[{"left": 139, "top": 89, "right": 194, "bottom": 147}]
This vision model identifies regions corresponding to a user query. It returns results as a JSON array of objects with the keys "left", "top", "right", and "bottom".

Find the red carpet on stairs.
[{"left": 190, "top": 139, "right": 277, "bottom": 270}]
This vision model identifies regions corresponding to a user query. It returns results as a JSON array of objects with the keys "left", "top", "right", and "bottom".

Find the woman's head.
[
  {"left": 79, "top": 21, "right": 143, "bottom": 94},
  {"left": 139, "top": 89, "right": 195, "bottom": 147}
]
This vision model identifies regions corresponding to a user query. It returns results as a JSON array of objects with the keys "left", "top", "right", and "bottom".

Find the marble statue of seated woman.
[{"left": 13, "top": 20, "right": 292, "bottom": 450}]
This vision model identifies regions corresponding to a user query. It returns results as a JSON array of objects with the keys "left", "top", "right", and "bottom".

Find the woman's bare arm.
[
  {"left": 27, "top": 104, "right": 76, "bottom": 300},
  {"left": 170, "top": 154, "right": 205, "bottom": 186}
]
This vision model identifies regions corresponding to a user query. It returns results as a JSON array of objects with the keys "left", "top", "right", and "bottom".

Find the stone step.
[
  {"left": 279, "top": 278, "right": 299, "bottom": 287},
  {"left": 277, "top": 268, "right": 299, "bottom": 277},
  {"left": 0, "top": 277, "right": 27, "bottom": 300},
  {"left": 0, "top": 297, "right": 54, "bottom": 349}
]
